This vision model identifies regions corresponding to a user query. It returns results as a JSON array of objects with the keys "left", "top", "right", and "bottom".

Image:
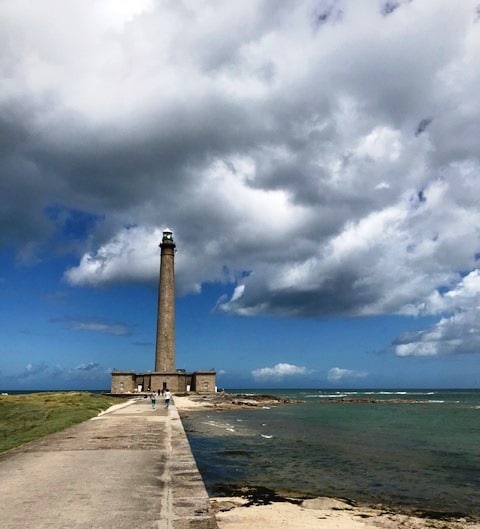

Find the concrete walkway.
[{"left": 0, "top": 398, "right": 217, "bottom": 529}]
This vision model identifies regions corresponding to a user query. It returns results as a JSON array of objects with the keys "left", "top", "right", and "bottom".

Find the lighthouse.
[
  {"left": 110, "top": 228, "right": 216, "bottom": 394},
  {"left": 155, "top": 229, "right": 176, "bottom": 372}
]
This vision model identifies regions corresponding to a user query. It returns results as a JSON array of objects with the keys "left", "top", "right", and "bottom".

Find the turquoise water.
[{"left": 181, "top": 389, "right": 480, "bottom": 518}]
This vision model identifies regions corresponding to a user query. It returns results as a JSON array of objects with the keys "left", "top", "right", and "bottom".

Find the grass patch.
[{"left": 0, "top": 392, "right": 118, "bottom": 453}]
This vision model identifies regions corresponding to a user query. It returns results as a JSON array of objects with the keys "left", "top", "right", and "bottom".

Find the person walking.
[
  {"left": 164, "top": 389, "right": 171, "bottom": 409},
  {"left": 150, "top": 391, "right": 157, "bottom": 409}
]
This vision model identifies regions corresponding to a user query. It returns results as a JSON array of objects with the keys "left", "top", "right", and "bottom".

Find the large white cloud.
[
  {"left": 394, "top": 309, "right": 480, "bottom": 357},
  {"left": 2, "top": 1, "right": 480, "bottom": 357},
  {"left": 393, "top": 270, "right": 480, "bottom": 356}
]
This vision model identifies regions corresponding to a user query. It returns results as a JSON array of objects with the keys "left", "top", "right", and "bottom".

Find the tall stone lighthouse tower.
[{"left": 154, "top": 229, "right": 176, "bottom": 372}]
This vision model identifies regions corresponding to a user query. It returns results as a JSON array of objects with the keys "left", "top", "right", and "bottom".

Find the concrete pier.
[{"left": 0, "top": 398, "right": 217, "bottom": 529}]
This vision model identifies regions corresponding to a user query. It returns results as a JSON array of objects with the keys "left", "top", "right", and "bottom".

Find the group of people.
[{"left": 149, "top": 389, "right": 171, "bottom": 410}]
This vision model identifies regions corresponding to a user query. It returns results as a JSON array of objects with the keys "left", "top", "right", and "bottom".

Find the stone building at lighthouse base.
[{"left": 111, "top": 369, "right": 216, "bottom": 394}]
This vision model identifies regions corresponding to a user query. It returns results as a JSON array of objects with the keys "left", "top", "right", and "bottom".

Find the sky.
[{"left": 1, "top": 0, "right": 480, "bottom": 391}]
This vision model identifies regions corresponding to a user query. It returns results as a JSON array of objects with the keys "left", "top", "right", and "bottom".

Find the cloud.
[
  {"left": 8, "top": 361, "right": 110, "bottom": 388},
  {"left": 394, "top": 311, "right": 480, "bottom": 357},
  {"left": 51, "top": 317, "right": 133, "bottom": 336},
  {"left": 219, "top": 177, "right": 480, "bottom": 318},
  {"left": 392, "top": 269, "right": 480, "bottom": 356},
  {"left": 2, "top": 1, "right": 480, "bottom": 358},
  {"left": 252, "top": 362, "right": 312, "bottom": 381},
  {"left": 403, "top": 269, "right": 480, "bottom": 317},
  {"left": 64, "top": 226, "right": 163, "bottom": 287},
  {"left": 71, "top": 321, "right": 132, "bottom": 336},
  {"left": 18, "top": 362, "right": 50, "bottom": 379},
  {"left": 415, "top": 117, "right": 433, "bottom": 137},
  {"left": 327, "top": 367, "right": 368, "bottom": 382},
  {"left": 73, "top": 362, "right": 101, "bottom": 372}
]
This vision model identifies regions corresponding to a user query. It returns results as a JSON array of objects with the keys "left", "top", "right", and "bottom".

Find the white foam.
[{"left": 311, "top": 391, "right": 359, "bottom": 396}]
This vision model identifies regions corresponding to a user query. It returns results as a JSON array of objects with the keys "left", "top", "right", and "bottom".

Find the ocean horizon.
[{"left": 181, "top": 388, "right": 480, "bottom": 519}]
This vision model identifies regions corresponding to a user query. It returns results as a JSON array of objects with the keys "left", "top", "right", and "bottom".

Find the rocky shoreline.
[
  {"left": 174, "top": 391, "right": 430, "bottom": 411},
  {"left": 174, "top": 391, "right": 298, "bottom": 410}
]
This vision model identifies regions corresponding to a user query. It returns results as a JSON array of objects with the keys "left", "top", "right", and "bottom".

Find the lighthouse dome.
[{"left": 162, "top": 228, "right": 174, "bottom": 243}]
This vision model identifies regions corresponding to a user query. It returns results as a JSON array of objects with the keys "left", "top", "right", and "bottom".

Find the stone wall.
[
  {"left": 150, "top": 373, "right": 189, "bottom": 393},
  {"left": 192, "top": 372, "right": 216, "bottom": 394},
  {"left": 110, "top": 372, "right": 137, "bottom": 393}
]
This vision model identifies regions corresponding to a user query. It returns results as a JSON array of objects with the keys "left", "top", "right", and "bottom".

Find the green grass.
[{"left": 0, "top": 392, "right": 118, "bottom": 453}]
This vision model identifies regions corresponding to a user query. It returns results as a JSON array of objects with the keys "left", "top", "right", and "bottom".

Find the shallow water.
[{"left": 181, "top": 389, "right": 480, "bottom": 517}]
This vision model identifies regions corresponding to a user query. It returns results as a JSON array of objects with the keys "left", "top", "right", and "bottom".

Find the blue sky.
[{"left": 1, "top": 1, "right": 480, "bottom": 390}]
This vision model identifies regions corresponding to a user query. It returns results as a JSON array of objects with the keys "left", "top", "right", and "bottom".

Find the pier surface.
[{"left": 0, "top": 398, "right": 217, "bottom": 529}]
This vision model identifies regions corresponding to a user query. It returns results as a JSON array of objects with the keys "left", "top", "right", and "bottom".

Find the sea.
[{"left": 181, "top": 389, "right": 480, "bottom": 518}]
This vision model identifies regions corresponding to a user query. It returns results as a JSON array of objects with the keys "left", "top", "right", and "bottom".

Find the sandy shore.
[
  {"left": 174, "top": 394, "right": 480, "bottom": 529},
  {"left": 211, "top": 496, "right": 479, "bottom": 529}
]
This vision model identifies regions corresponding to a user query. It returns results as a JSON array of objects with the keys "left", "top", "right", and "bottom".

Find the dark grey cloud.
[
  {"left": 312, "top": 1, "right": 344, "bottom": 29},
  {"left": 415, "top": 118, "right": 433, "bottom": 137},
  {"left": 381, "top": 2, "right": 402, "bottom": 17}
]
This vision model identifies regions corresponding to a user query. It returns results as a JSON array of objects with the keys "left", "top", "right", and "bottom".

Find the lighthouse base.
[{"left": 110, "top": 369, "right": 216, "bottom": 394}]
